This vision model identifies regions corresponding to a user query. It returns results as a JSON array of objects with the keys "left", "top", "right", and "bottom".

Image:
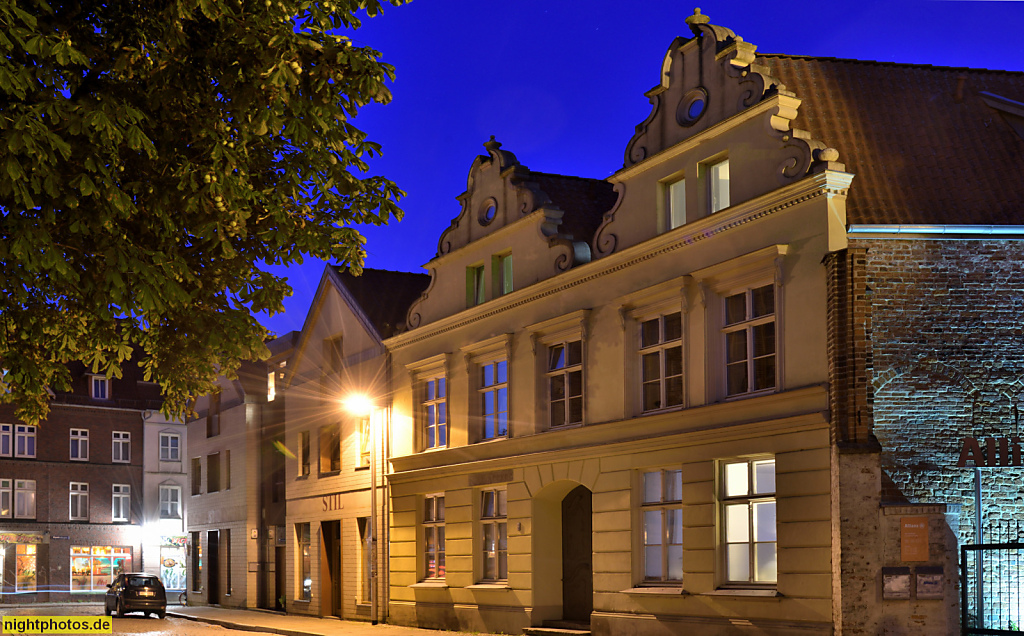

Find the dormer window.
[
  {"left": 667, "top": 178, "right": 686, "bottom": 230},
  {"left": 90, "top": 376, "right": 109, "bottom": 400},
  {"left": 709, "top": 158, "right": 730, "bottom": 213}
]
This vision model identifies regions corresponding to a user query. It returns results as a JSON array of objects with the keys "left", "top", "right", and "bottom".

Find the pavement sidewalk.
[{"left": 169, "top": 605, "right": 508, "bottom": 636}]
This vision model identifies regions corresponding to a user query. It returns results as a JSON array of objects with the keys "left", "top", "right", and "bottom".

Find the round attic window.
[
  {"left": 677, "top": 87, "right": 708, "bottom": 127},
  {"left": 479, "top": 199, "right": 498, "bottom": 226}
]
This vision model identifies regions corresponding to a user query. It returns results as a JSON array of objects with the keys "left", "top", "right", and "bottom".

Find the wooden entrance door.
[{"left": 561, "top": 485, "right": 593, "bottom": 622}]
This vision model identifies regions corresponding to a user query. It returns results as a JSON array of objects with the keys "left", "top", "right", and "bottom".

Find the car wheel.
[
  {"left": 117, "top": 599, "right": 126, "bottom": 618},
  {"left": 104, "top": 603, "right": 111, "bottom": 617},
  {"left": 157, "top": 611, "right": 165, "bottom": 619}
]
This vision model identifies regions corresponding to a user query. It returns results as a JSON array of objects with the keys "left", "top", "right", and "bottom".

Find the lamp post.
[{"left": 344, "top": 394, "right": 377, "bottom": 625}]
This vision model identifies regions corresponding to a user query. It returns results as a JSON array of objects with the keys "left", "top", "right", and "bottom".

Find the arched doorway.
[
  {"left": 561, "top": 485, "right": 593, "bottom": 622},
  {"left": 533, "top": 480, "right": 593, "bottom": 627}
]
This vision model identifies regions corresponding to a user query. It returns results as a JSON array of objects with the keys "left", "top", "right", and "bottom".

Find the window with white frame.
[
  {"left": 547, "top": 339, "right": 583, "bottom": 427},
  {"left": 91, "top": 376, "right": 109, "bottom": 400},
  {"left": 15, "top": 480, "right": 35, "bottom": 518},
  {"left": 15, "top": 425, "right": 36, "bottom": 458},
  {"left": 70, "top": 428, "right": 89, "bottom": 461},
  {"left": 479, "top": 360, "right": 508, "bottom": 440},
  {"left": 0, "top": 479, "right": 10, "bottom": 517},
  {"left": 723, "top": 285, "right": 776, "bottom": 397},
  {"left": 359, "top": 417, "right": 371, "bottom": 468},
  {"left": 640, "top": 312, "right": 683, "bottom": 412},
  {"left": 112, "top": 484, "right": 130, "bottom": 522},
  {"left": 721, "top": 458, "right": 777, "bottom": 584},
  {"left": 641, "top": 469, "right": 683, "bottom": 583},
  {"left": 159, "top": 433, "right": 180, "bottom": 461},
  {"left": 424, "top": 495, "right": 445, "bottom": 579},
  {"left": 0, "top": 424, "right": 11, "bottom": 456},
  {"left": 480, "top": 488, "right": 507, "bottom": 581},
  {"left": 667, "top": 178, "right": 686, "bottom": 230},
  {"left": 160, "top": 485, "right": 181, "bottom": 518},
  {"left": 70, "top": 482, "right": 89, "bottom": 520},
  {"left": 112, "top": 431, "right": 130, "bottom": 463},
  {"left": 708, "top": 158, "right": 730, "bottom": 213},
  {"left": 423, "top": 376, "right": 447, "bottom": 450}
]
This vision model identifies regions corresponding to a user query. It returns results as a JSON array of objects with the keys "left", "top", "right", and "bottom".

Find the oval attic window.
[{"left": 677, "top": 88, "right": 708, "bottom": 126}]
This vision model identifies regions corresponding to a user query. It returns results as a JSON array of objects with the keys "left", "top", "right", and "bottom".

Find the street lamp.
[{"left": 344, "top": 393, "right": 378, "bottom": 625}]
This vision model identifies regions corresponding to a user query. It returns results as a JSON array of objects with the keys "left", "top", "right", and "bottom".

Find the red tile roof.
[{"left": 761, "top": 55, "right": 1024, "bottom": 226}]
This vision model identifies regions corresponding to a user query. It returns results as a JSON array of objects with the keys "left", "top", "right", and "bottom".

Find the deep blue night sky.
[{"left": 258, "top": 0, "right": 1024, "bottom": 336}]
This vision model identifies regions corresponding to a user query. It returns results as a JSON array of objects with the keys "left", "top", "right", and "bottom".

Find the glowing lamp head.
[{"left": 343, "top": 394, "right": 374, "bottom": 416}]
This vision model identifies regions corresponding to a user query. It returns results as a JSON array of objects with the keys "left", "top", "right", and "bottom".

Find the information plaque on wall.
[
  {"left": 900, "top": 516, "right": 929, "bottom": 562},
  {"left": 882, "top": 567, "right": 911, "bottom": 600},
  {"left": 916, "top": 566, "right": 944, "bottom": 600}
]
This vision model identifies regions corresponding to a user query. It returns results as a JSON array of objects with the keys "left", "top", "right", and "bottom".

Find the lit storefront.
[
  {"left": 70, "top": 546, "right": 132, "bottom": 592},
  {"left": 159, "top": 536, "right": 186, "bottom": 591}
]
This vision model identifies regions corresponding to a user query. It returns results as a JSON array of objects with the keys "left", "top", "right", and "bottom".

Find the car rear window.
[{"left": 128, "top": 576, "right": 160, "bottom": 587}]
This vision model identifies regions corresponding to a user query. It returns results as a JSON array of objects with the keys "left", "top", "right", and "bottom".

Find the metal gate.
[{"left": 961, "top": 537, "right": 1024, "bottom": 635}]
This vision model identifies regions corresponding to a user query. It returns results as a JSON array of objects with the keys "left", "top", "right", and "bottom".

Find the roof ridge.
[{"left": 759, "top": 52, "right": 1024, "bottom": 76}]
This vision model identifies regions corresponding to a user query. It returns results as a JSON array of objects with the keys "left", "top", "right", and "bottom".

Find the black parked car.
[{"left": 105, "top": 573, "right": 166, "bottom": 618}]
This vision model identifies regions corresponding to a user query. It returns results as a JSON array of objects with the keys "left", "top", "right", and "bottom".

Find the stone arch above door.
[{"left": 520, "top": 458, "right": 600, "bottom": 498}]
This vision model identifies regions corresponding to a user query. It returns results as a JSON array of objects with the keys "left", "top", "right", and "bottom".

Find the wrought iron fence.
[{"left": 962, "top": 519, "right": 1024, "bottom": 635}]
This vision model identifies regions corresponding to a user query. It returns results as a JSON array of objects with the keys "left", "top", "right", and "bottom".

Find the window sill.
[
  {"left": 295, "top": 474, "right": 310, "bottom": 481},
  {"left": 702, "top": 588, "right": 781, "bottom": 598},
  {"left": 354, "top": 466, "right": 369, "bottom": 471},
  {"left": 318, "top": 470, "right": 340, "bottom": 478},
  {"left": 620, "top": 586, "right": 687, "bottom": 595},
  {"left": 293, "top": 599, "right": 311, "bottom": 604},
  {"left": 466, "top": 583, "right": 510, "bottom": 590},
  {"left": 410, "top": 581, "right": 448, "bottom": 589}
]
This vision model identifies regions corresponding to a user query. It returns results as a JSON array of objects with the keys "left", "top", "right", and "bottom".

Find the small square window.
[
  {"left": 159, "top": 433, "right": 180, "bottom": 461},
  {"left": 91, "top": 377, "right": 109, "bottom": 400},
  {"left": 70, "top": 428, "right": 89, "bottom": 461}
]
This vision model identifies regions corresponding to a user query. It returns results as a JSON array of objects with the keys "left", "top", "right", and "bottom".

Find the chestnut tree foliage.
[{"left": 0, "top": 0, "right": 404, "bottom": 424}]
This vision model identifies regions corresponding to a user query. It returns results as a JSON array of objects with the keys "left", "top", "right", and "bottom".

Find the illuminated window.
[
  {"left": 112, "top": 485, "right": 130, "bottom": 522},
  {"left": 17, "top": 544, "right": 36, "bottom": 592},
  {"left": 641, "top": 469, "right": 683, "bottom": 582},
  {"left": 70, "top": 482, "right": 89, "bottom": 521},
  {"left": 14, "top": 480, "right": 34, "bottom": 519},
  {"left": 424, "top": 495, "right": 445, "bottom": 579},
  {"left": 547, "top": 340, "right": 583, "bottom": 427},
  {"left": 267, "top": 371, "right": 276, "bottom": 402},
  {"left": 70, "top": 428, "right": 89, "bottom": 461},
  {"left": 723, "top": 285, "right": 776, "bottom": 396},
  {"left": 160, "top": 485, "right": 181, "bottom": 518},
  {"left": 480, "top": 488, "right": 507, "bottom": 581},
  {"left": 479, "top": 360, "right": 508, "bottom": 440},
  {"left": 359, "top": 417, "right": 371, "bottom": 468},
  {"left": 721, "top": 458, "right": 776, "bottom": 584},
  {"left": 709, "top": 158, "right": 730, "bottom": 213},
  {"left": 297, "top": 523, "right": 311, "bottom": 600},
  {"left": 640, "top": 312, "right": 683, "bottom": 411},
  {"left": 71, "top": 546, "right": 131, "bottom": 592},
  {"left": 0, "top": 479, "right": 10, "bottom": 518},
  {"left": 423, "top": 376, "right": 447, "bottom": 450}
]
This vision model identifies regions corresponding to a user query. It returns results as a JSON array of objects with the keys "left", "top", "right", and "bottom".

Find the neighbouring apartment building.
[
  {"left": 280, "top": 266, "right": 427, "bottom": 621},
  {"left": 141, "top": 408, "right": 188, "bottom": 593},
  {"left": 0, "top": 362, "right": 157, "bottom": 601}
]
